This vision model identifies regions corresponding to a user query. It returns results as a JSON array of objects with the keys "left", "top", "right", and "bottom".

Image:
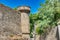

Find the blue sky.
[{"left": 0, "top": 0, "right": 45, "bottom": 13}]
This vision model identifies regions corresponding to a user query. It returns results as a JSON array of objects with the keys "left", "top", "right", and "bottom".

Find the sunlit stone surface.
[
  {"left": 0, "top": 4, "right": 21, "bottom": 40},
  {"left": 0, "top": 4, "right": 30, "bottom": 40}
]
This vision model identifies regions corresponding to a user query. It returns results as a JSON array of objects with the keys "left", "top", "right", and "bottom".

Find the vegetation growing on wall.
[{"left": 30, "top": 0, "right": 60, "bottom": 38}]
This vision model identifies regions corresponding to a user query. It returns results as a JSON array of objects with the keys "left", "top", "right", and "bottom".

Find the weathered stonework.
[
  {"left": 17, "top": 6, "right": 30, "bottom": 40},
  {"left": 45, "top": 27, "right": 58, "bottom": 40},
  {"left": 35, "top": 27, "right": 59, "bottom": 40},
  {"left": 0, "top": 4, "right": 30, "bottom": 40}
]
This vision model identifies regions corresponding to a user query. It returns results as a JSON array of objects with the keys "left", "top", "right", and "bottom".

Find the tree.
[
  {"left": 36, "top": 0, "right": 60, "bottom": 35},
  {"left": 13, "top": 8, "right": 17, "bottom": 10},
  {"left": 30, "top": 0, "right": 60, "bottom": 40}
]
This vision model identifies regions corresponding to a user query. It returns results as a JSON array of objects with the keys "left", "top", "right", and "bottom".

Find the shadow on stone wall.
[{"left": 56, "top": 27, "right": 59, "bottom": 40}]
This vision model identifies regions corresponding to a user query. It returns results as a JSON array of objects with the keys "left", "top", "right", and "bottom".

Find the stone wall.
[
  {"left": 0, "top": 4, "right": 30, "bottom": 40},
  {"left": 45, "top": 27, "right": 57, "bottom": 40},
  {"left": 0, "top": 4, "right": 22, "bottom": 40},
  {"left": 34, "top": 27, "right": 58, "bottom": 40}
]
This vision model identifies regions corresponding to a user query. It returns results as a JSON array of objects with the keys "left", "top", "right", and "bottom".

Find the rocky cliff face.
[{"left": 0, "top": 4, "right": 21, "bottom": 40}]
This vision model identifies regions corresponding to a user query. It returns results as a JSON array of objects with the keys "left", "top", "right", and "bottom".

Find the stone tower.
[{"left": 17, "top": 6, "right": 30, "bottom": 40}]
